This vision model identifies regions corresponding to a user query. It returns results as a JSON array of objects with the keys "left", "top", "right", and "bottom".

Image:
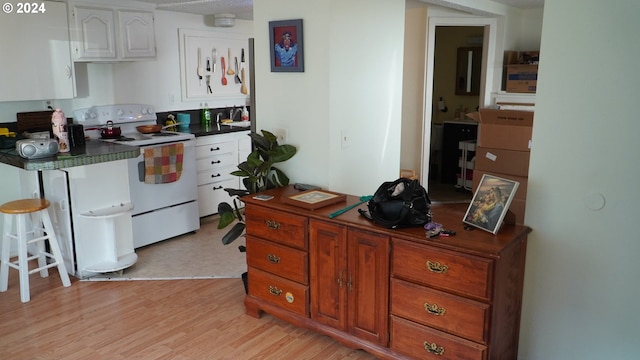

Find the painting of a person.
[
  {"left": 484, "top": 186, "right": 505, "bottom": 230},
  {"left": 464, "top": 175, "right": 518, "bottom": 233},
  {"left": 274, "top": 31, "right": 297, "bottom": 67}
]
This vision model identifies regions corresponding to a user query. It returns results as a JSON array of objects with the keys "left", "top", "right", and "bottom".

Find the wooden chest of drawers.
[{"left": 243, "top": 186, "right": 530, "bottom": 360}]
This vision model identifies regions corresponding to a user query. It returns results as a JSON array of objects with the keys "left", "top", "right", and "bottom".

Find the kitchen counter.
[
  {"left": 0, "top": 140, "right": 139, "bottom": 171},
  {"left": 178, "top": 122, "right": 252, "bottom": 137},
  {"left": 0, "top": 121, "right": 251, "bottom": 171}
]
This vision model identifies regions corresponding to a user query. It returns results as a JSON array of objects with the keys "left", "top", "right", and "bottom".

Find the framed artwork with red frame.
[{"left": 269, "top": 19, "right": 304, "bottom": 72}]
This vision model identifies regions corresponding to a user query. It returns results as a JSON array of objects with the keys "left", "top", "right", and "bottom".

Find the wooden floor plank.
[{"left": 0, "top": 269, "right": 378, "bottom": 359}]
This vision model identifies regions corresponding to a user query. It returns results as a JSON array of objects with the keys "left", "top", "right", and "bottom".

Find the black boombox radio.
[{"left": 16, "top": 139, "right": 59, "bottom": 159}]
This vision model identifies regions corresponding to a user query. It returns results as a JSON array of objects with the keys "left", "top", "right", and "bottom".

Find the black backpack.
[{"left": 360, "top": 178, "right": 431, "bottom": 229}]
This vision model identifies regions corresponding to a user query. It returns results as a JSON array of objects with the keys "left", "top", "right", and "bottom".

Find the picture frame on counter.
[
  {"left": 269, "top": 19, "right": 304, "bottom": 72},
  {"left": 282, "top": 190, "right": 346, "bottom": 210},
  {"left": 463, "top": 174, "right": 519, "bottom": 234}
]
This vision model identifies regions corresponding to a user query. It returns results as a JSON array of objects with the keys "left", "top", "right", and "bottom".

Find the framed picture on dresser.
[{"left": 463, "top": 174, "right": 519, "bottom": 234}]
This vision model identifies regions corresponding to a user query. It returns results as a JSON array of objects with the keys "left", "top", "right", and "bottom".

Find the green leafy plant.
[{"left": 217, "top": 130, "right": 297, "bottom": 245}]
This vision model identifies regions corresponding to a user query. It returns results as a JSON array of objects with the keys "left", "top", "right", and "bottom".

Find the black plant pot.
[{"left": 241, "top": 271, "right": 248, "bottom": 294}]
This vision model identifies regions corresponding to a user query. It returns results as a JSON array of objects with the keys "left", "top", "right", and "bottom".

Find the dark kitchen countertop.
[
  {"left": 0, "top": 139, "right": 140, "bottom": 171},
  {"left": 178, "top": 122, "right": 252, "bottom": 137}
]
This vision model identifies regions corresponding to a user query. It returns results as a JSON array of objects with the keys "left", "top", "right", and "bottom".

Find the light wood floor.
[{"left": 0, "top": 268, "right": 378, "bottom": 359}]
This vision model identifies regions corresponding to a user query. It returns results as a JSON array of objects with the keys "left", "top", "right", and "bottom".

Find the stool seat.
[
  {"left": 0, "top": 199, "right": 51, "bottom": 214},
  {"left": 1, "top": 198, "right": 71, "bottom": 302}
]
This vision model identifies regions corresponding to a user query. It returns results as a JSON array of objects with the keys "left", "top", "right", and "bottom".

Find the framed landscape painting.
[{"left": 463, "top": 174, "right": 519, "bottom": 234}]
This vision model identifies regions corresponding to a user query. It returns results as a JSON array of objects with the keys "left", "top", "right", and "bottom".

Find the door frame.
[{"left": 420, "top": 15, "right": 498, "bottom": 185}]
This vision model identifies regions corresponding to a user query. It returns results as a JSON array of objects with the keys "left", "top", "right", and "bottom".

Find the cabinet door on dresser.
[{"left": 309, "top": 220, "right": 389, "bottom": 346}]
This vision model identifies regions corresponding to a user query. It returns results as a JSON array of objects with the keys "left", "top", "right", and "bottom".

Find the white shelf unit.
[
  {"left": 456, "top": 140, "right": 476, "bottom": 190},
  {"left": 79, "top": 202, "right": 137, "bottom": 273}
]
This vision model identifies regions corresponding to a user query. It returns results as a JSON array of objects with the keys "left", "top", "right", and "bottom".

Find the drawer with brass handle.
[
  {"left": 390, "top": 278, "right": 489, "bottom": 343},
  {"left": 248, "top": 268, "right": 309, "bottom": 316},
  {"left": 246, "top": 236, "right": 309, "bottom": 284},
  {"left": 245, "top": 206, "right": 308, "bottom": 250},
  {"left": 392, "top": 238, "right": 493, "bottom": 300},
  {"left": 390, "top": 315, "right": 486, "bottom": 360}
]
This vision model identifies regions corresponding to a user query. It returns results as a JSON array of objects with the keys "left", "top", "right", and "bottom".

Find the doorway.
[
  {"left": 428, "top": 26, "right": 483, "bottom": 203},
  {"left": 420, "top": 15, "right": 498, "bottom": 202}
]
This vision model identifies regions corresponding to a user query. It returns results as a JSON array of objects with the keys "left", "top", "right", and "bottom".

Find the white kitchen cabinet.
[
  {"left": 69, "top": 2, "right": 156, "bottom": 61},
  {"left": 117, "top": 10, "right": 156, "bottom": 59},
  {"left": 196, "top": 131, "right": 250, "bottom": 217},
  {"left": 0, "top": 1, "right": 75, "bottom": 101}
]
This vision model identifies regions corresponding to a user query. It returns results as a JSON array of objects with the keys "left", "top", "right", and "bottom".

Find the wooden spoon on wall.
[
  {"left": 241, "top": 68, "right": 248, "bottom": 95},
  {"left": 226, "top": 48, "right": 235, "bottom": 76},
  {"left": 221, "top": 57, "right": 228, "bottom": 85}
]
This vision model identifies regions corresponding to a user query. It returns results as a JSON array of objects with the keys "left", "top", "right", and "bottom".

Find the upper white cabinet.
[
  {"left": 69, "top": 2, "right": 156, "bottom": 61},
  {"left": 117, "top": 10, "right": 156, "bottom": 59},
  {"left": 0, "top": 1, "right": 75, "bottom": 101}
]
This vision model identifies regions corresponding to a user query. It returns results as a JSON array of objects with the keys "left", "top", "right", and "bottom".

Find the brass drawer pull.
[
  {"left": 424, "top": 302, "right": 446, "bottom": 316},
  {"left": 424, "top": 341, "right": 444, "bottom": 355},
  {"left": 426, "top": 260, "right": 448, "bottom": 274},
  {"left": 266, "top": 253, "right": 280, "bottom": 264},
  {"left": 424, "top": 341, "right": 445, "bottom": 356},
  {"left": 268, "top": 285, "right": 282, "bottom": 296},
  {"left": 265, "top": 220, "right": 280, "bottom": 230}
]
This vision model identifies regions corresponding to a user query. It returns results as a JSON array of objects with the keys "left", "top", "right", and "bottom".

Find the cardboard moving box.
[
  {"left": 506, "top": 64, "right": 538, "bottom": 93},
  {"left": 475, "top": 109, "right": 533, "bottom": 151},
  {"left": 475, "top": 147, "right": 530, "bottom": 177}
]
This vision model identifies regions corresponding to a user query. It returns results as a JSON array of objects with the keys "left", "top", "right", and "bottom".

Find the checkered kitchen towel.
[{"left": 144, "top": 143, "right": 184, "bottom": 184}]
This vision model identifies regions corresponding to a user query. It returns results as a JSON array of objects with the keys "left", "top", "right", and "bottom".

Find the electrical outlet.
[{"left": 274, "top": 128, "right": 287, "bottom": 143}]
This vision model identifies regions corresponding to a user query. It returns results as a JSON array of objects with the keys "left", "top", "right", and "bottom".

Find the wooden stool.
[{"left": 0, "top": 199, "right": 71, "bottom": 302}]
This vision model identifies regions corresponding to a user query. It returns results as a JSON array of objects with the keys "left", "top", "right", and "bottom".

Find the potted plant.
[{"left": 216, "top": 130, "right": 296, "bottom": 292}]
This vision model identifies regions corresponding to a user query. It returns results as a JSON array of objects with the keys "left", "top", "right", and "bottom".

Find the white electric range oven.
[{"left": 73, "top": 104, "right": 200, "bottom": 249}]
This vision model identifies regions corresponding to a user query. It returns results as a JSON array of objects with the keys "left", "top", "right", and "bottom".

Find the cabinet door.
[
  {"left": 117, "top": 10, "right": 156, "bottom": 59},
  {"left": 72, "top": 5, "right": 117, "bottom": 60},
  {"left": 0, "top": 1, "right": 74, "bottom": 101},
  {"left": 347, "top": 228, "right": 389, "bottom": 345},
  {"left": 310, "top": 220, "right": 348, "bottom": 330}
]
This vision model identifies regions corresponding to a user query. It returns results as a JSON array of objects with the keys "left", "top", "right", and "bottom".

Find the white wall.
[
  {"left": 519, "top": 0, "right": 640, "bottom": 358},
  {"left": 253, "top": 0, "right": 405, "bottom": 195}
]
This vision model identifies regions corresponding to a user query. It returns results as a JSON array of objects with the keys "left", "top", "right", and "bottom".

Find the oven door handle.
[{"left": 138, "top": 161, "right": 145, "bottom": 182}]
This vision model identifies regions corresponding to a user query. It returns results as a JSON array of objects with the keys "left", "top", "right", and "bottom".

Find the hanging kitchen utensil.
[
  {"left": 206, "top": 57, "right": 211, "bottom": 72},
  {"left": 241, "top": 68, "right": 248, "bottom": 95},
  {"left": 226, "top": 48, "right": 235, "bottom": 75},
  {"left": 212, "top": 48, "right": 217, "bottom": 73},
  {"left": 234, "top": 57, "right": 241, "bottom": 84},
  {"left": 241, "top": 48, "right": 245, "bottom": 68},
  {"left": 197, "top": 48, "right": 203, "bottom": 85},
  {"left": 206, "top": 75, "right": 212, "bottom": 93},
  {"left": 221, "top": 57, "right": 228, "bottom": 85}
]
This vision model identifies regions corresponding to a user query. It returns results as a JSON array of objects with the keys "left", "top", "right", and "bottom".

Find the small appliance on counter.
[{"left": 15, "top": 138, "right": 59, "bottom": 159}]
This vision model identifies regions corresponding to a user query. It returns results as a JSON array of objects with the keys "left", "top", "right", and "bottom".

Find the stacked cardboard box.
[
  {"left": 472, "top": 109, "right": 534, "bottom": 224},
  {"left": 503, "top": 50, "right": 539, "bottom": 93}
]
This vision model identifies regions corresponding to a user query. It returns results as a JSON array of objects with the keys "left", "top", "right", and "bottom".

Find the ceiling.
[{"left": 134, "top": 0, "right": 543, "bottom": 21}]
